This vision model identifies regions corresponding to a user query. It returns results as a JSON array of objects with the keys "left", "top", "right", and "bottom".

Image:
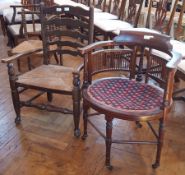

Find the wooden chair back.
[
  {"left": 75, "top": 0, "right": 91, "bottom": 6},
  {"left": 119, "top": 0, "right": 144, "bottom": 27},
  {"left": 40, "top": 4, "right": 94, "bottom": 65},
  {"left": 145, "top": 0, "right": 168, "bottom": 30},
  {"left": 21, "top": 0, "right": 31, "bottom": 5},
  {"left": 20, "top": 7, "right": 41, "bottom": 40},
  {"left": 168, "top": 0, "right": 185, "bottom": 40}
]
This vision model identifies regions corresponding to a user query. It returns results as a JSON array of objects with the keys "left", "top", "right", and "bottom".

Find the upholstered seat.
[
  {"left": 0, "top": 0, "right": 21, "bottom": 35},
  {"left": 94, "top": 12, "right": 118, "bottom": 21},
  {"left": 54, "top": 0, "right": 77, "bottom": 6},
  {"left": 0, "top": 0, "right": 21, "bottom": 15},
  {"left": 17, "top": 65, "right": 74, "bottom": 91},
  {"left": 95, "top": 19, "right": 133, "bottom": 32},
  {"left": 54, "top": 0, "right": 102, "bottom": 12},
  {"left": 8, "top": 23, "right": 41, "bottom": 36},
  {"left": 86, "top": 78, "right": 163, "bottom": 115},
  {"left": 76, "top": 3, "right": 102, "bottom": 12},
  {"left": 113, "top": 27, "right": 160, "bottom": 35},
  {"left": 3, "top": 8, "right": 39, "bottom": 24}
]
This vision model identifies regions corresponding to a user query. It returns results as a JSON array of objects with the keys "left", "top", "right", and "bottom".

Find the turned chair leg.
[
  {"left": 72, "top": 73, "right": 81, "bottom": 137},
  {"left": 0, "top": 16, "right": 6, "bottom": 36},
  {"left": 105, "top": 116, "right": 113, "bottom": 170},
  {"left": 13, "top": 89, "right": 21, "bottom": 124},
  {"left": 82, "top": 102, "right": 89, "bottom": 140},
  {"left": 7, "top": 63, "right": 21, "bottom": 124},
  {"left": 152, "top": 118, "right": 164, "bottom": 169}
]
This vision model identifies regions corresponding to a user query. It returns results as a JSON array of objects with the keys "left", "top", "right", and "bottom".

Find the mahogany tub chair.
[
  {"left": 79, "top": 31, "right": 182, "bottom": 169},
  {"left": 2, "top": 4, "right": 94, "bottom": 137}
]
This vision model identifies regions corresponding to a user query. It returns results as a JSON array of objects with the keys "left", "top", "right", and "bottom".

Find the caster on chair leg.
[
  {"left": 106, "top": 164, "right": 113, "bottom": 170},
  {"left": 15, "top": 116, "right": 21, "bottom": 124},
  {"left": 81, "top": 133, "right": 88, "bottom": 140},
  {"left": 136, "top": 121, "right": 142, "bottom": 128},
  {"left": 152, "top": 162, "right": 160, "bottom": 169},
  {"left": 74, "top": 128, "right": 81, "bottom": 138}
]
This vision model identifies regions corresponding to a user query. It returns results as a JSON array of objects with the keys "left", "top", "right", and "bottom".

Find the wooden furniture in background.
[
  {"left": 7, "top": 5, "right": 41, "bottom": 47},
  {"left": 171, "top": 0, "right": 185, "bottom": 41},
  {"left": 8, "top": 7, "right": 43, "bottom": 72},
  {"left": 80, "top": 30, "right": 181, "bottom": 169},
  {"left": 6, "top": 1, "right": 55, "bottom": 47},
  {"left": 2, "top": 4, "right": 94, "bottom": 137},
  {"left": 0, "top": 0, "right": 21, "bottom": 36},
  {"left": 94, "top": 0, "right": 144, "bottom": 40}
]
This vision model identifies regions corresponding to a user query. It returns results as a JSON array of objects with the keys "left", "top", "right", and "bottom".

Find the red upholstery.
[{"left": 87, "top": 78, "right": 163, "bottom": 112}]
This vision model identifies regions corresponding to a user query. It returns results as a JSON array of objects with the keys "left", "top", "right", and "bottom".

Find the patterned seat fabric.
[{"left": 87, "top": 78, "right": 163, "bottom": 112}]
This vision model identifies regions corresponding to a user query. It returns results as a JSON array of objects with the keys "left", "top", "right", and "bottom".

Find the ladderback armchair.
[
  {"left": 2, "top": 4, "right": 94, "bottom": 137},
  {"left": 79, "top": 30, "right": 182, "bottom": 169}
]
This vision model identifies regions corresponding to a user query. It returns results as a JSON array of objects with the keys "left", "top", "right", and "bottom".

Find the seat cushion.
[
  {"left": 94, "top": 12, "right": 118, "bottom": 21},
  {"left": 54, "top": 0, "right": 77, "bottom": 6},
  {"left": 54, "top": 0, "right": 102, "bottom": 12},
  {"left": 87, "top": 78, "right": 163, "bottom": 112},
  {"left": 0, "top": 0, "right": 21, "bottom": 15},
  {"left": 95, "top": 19, "right": 133, "bottom": 32},
  {"left": 4, "top": 8, "right": 39, "bottom": 24},
  {"left": 113, "top": 27, "right": 160, "bottom": 36},
  {"left": 17, "top": 65, "right": 75, "bottom": 91},
  {"left": 8, "top": 23, "right": 41, "bottom": 36}
]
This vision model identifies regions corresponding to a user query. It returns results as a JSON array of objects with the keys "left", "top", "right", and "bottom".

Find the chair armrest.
[
  {"left": 1, "top": 48, "right": 43, "bottom": 64},
  {"left": 78, "top": 40, "right": 114, "bottom": 54},
  {"left": 167, "top": 51, "right": 182, "bottom": 69}
]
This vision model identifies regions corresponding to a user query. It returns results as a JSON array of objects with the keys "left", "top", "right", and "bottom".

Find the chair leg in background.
[
  {"left": 152, "top": 118, "right": 164, "bottom": 169},
  {"left": 105, "top": 116, "right": 113, "bottom": 170}
]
